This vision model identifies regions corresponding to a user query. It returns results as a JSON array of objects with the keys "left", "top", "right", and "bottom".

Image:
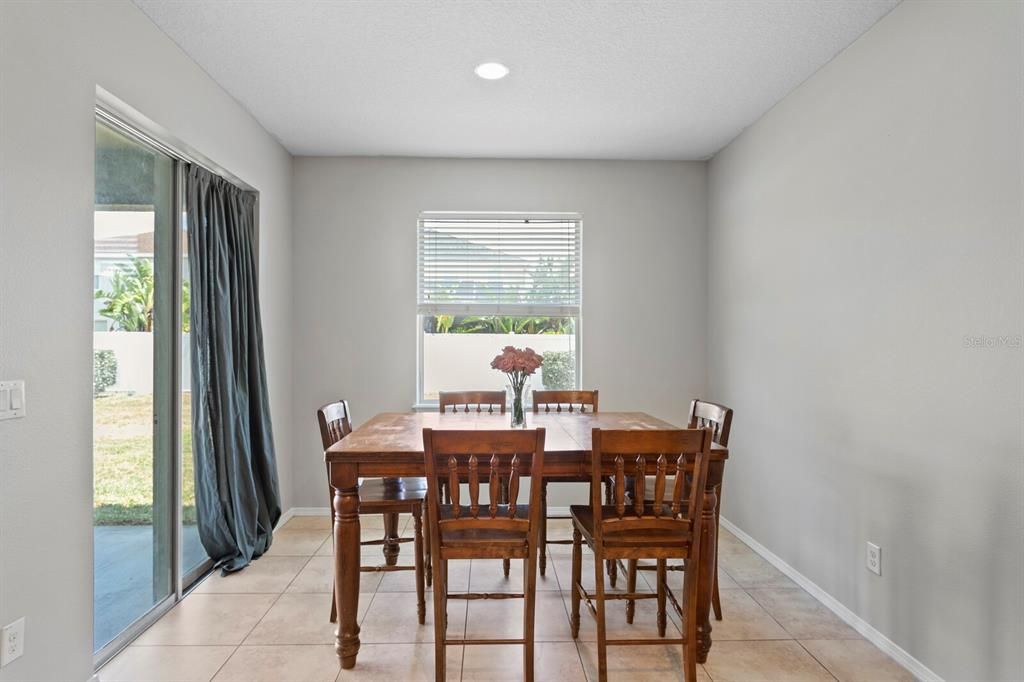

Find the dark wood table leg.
[
  {"left": 382, "top": 512, "right": 400, "bottom": 566},
  {"left": 332, "top": 462, "right": 361, "bottom": 669},
  {"left": 695, "top": 461, "right": 724, "bottom": 664}
]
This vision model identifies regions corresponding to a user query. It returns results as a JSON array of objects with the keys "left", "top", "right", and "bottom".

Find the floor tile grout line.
[
  {"left": 546, "top": 556, "right": 592, "bottom": 680},
  {"left": 736, "top": 583, "right": 797, "bottom": 641},
  {"left": 793, "top": 638, "right": 842, "bottom": 681},
  {"left": 203, "top": 584, "right": 289, "bottom": 682},
  {"left": 205, "top": 642, "right": 240, "bottom": 682},
  {"left": 236, "top": 587, "right": 288, "bottom": 647},
  {"left": 708, "top": 565, "right": 842, "bottom": 682},
  {"left": 280, "top": 552, "right": 318, "bottom": 593},
  {"left": 572, "top": 639, "right": 592, "bottom": 682}
]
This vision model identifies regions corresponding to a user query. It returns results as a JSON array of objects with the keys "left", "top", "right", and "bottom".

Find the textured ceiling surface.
[{"left": 134, "top": 0, "right": 899, "bottom": 159}]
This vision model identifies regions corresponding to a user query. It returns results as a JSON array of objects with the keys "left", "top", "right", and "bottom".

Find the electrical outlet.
[
  {"left": 866, "top": 542, "right": 881, "bottom": 576},
  {"left": 1, "top": 617, "right": 25, "bottom": 667}
]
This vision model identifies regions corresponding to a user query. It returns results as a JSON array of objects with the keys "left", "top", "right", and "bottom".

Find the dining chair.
[
  {"left": 624, "top": 398, "right": 733, "bottom": 621},
  {"left": 438, "top": 390, "right": 507, "bottom": 414},
  {"left": 422, "top": 427, "right": 547, "bottom": 682},
  {"left": 569, "top": 427, "right": 714, "bottom": 682},
  {"left": 317, "top": 400, "right": 428, "bottom": 624},
  {"left": 531, "top": 390, "right": 617, "bottom": 583},
  {"left": 438, "top": 389, "right": 510, "bottom": 573}
]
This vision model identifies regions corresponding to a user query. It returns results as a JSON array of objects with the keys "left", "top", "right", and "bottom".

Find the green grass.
[{"left": 93, "top": 393, "right": 196, "bottom": 525}]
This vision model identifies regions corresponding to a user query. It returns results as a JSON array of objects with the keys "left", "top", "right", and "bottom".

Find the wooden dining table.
[{"left": 325, "top": 410, "right": 729, "bottom": 669}]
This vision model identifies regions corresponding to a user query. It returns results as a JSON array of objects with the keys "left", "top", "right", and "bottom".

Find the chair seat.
[
  {"left": 357, "top": 477, "right": 427, "bottom": 513},
  {"left": 570, "top": 505, "right": 693, "bottom": 553}
]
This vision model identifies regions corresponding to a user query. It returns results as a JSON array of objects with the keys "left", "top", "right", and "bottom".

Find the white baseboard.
[
  {"left": 719, "top": 517, "right": 942, "bottom": 682},
  {"left": 276, "top": 507, "right": 329, "bottom": 529},
  {"left": 275, "top": 507, "right": 296, "bottom": 528},
  {"left": 289, "top": 507, "right": 333, "bottom": 516}
]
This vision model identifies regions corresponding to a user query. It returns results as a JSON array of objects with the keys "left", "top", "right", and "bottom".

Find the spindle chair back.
[
  {"left": 569, "top": 427, "right": 714, "bottom": 682},
  {"left": 438, "top": 390, "right": 507, "bottom": 414},
  {"left": 422, "top": 428, "right": 546, "bottom": 682}
]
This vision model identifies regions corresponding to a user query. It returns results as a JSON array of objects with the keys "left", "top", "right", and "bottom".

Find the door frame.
[{"left": 92, "top": 95, "right": 256, "bottom": 668}]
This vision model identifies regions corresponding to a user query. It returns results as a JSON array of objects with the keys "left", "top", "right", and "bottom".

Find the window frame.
[{"left": 414, "top": 212, "right": 583, "bottom": 409}]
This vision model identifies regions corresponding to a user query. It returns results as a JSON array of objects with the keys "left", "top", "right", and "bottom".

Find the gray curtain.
[{"left": 186, "top": 164, "right": 281, "bottom": 573}]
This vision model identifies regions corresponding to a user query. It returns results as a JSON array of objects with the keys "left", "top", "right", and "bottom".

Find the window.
[{"left": 417, "top": 213, "right": 582, "bottom": 405}]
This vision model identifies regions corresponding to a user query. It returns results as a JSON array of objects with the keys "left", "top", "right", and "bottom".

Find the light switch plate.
[{"left": 0, "top": 381, "right": 25, "bottom": 421}]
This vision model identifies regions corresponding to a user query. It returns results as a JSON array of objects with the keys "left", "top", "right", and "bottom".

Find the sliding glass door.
[
  {"left": 93, "top": 115, "right": 211, "bottom": 660},
  {"left": 180, "top": 214, "right": 208, "bottom": 583}
]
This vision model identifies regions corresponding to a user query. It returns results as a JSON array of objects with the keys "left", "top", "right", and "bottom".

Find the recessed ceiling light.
[{"left": 474, "top": 62, "right": 510, "bottom": 80}]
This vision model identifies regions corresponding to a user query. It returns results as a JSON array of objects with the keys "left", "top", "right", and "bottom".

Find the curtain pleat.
[{"left": 186, "top": 164, "right": 280, "bottom": 573}]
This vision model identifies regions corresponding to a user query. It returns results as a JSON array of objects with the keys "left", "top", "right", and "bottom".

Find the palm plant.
[
  {"left": 96, "top": 258, "right": 154, "bottom": 332},
  {"left": 95, "top": 258, "right": 192, "bottom": 332}
]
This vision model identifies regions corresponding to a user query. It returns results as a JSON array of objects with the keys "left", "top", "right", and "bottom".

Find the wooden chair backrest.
[
  {"left": 317, "top": 400, "right": 353, "bottom": 450},
  {"left": 532, "top": 389, "right": 598, "bottom": 413},
  {"left": 438, "top": 390, "right": 507, "bottom": 414},
  {"left": 422, "top": 428, "right": 546, "bottom": 542},
  {"left": 688, "top": 399, "right": 733, "bottom": 447},
  {"left": 317, "top": 400, "right": 354, "bottom": 511},
  {"left": 590, "top": 428, "right": 713, "bottom": 544}
]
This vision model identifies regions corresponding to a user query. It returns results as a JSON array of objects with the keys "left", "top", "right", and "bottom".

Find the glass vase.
[{"left": 510, "top": 379, "right": 528, "bottom": 428}]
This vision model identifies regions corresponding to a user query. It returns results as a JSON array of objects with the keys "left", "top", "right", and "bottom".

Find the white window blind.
[{"left": 417, "top": 214, "right": 581, "bottom": 316}]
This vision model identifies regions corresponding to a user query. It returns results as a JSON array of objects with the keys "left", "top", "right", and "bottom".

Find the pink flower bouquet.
[{"left": 491, "top": 346, "right": 543, "bottom": 426}]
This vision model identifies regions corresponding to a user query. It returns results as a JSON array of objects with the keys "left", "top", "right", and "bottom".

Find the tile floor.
[{"left": 98, "top": 514, "right": 915, "bottom": 682}]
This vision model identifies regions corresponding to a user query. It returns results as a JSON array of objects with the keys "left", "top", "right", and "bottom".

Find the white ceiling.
[{"left": 135, "top": 0, "right": 899, "bottom": 160}]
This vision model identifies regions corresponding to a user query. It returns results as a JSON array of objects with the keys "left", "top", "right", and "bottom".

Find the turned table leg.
[
  {"left": 332, "top": 462, "right": 361, "bottom": 668},
  {"left": 695, "top": 461, "right": 723, "bottom": 664},
  {"left": 382, "top": 512, "right": 401, "bottom": 566}
]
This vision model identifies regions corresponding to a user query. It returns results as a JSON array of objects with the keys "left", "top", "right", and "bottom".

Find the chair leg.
[
  {"left": 424, "top": 501, "right": 433, "bottom": 588},
  {"left": 604, "top": 480, "right": 617, "bottom": 588},
  {"left": 656, "top": 559, "right": 667, "bottom": 637},
  {"left": 539, "top": 481, "right": 548, "bottom": 576},
  {"left": 413, "top": 507, "right": 426, "bottom": 625},
  {"left": 383, "top": 512, "right": 400, "bottom": 566},
  {"left": 570, "top": 525, "right": 582, "bottom": 638},
  {"left": 443, "top": 558, "right": 449, "bottom": 630},
  {"left": 429, "top": 532, "right": 446, "bottom": 681},
  {"left": 625, "top": 559, "right": 638, "bottom": 624},
  {"left": 594, "top": 543, "right": 609, "bottom": 682},
  {"left": 712, "top": 571, "right": 722, "bottom": 621},
  {"left": 523, "top": 556, "right": 536, "bottom": 682},
  {"left": 329, "top": 586, "right": 337, "bottom": 623},
  {"left": 681, "top": 553, "right": 700, "bottom": 682}
]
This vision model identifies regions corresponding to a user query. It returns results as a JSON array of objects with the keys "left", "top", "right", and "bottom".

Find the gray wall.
[
  {"left": 707, "top": 1, "right": 1023, "bottom": 680},
  {"left": 0, "top": 2, "right": 294, "bottom": 680},
  {"left": 291, "top": 158, "right": 707, "bottom": 507}
]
